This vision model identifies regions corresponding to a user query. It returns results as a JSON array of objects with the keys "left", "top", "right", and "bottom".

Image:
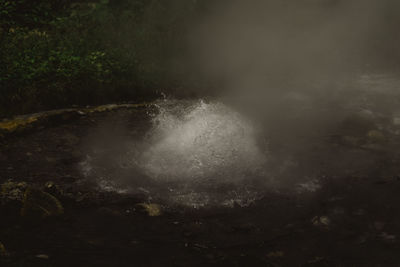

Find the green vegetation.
[
  {"left": 2, "top": 0, "right": 400, "bottom": 118},
  {"left": 0, "top": 0, "right": 201, "bottom": 117}
]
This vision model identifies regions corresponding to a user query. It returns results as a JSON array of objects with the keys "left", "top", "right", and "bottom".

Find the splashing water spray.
[
  {"left": 82, "top": 99, "right": 269, "bottom": 208},
  {"left": 142, "top": 99, "right": 266, "bottom": 181}
]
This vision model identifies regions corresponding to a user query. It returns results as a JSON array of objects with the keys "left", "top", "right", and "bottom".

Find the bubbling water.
[
  {"left": 81, "top": 99, "right": 269, "bottom": 207},
  {"left": 141, "top": 99, "right": 267, "bottom": 182}
]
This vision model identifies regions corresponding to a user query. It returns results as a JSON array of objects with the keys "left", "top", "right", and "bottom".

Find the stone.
[
  {"left": 136, "top": 203, "right": 162, "bottom": 217},
  {"left": 20, "top": 187, "right": 64, "bottom": 219},
  {"left": 0, "top": 180, "right": 27, "bottom": 203},
  {"left": 0, "top": 242, "right": 8, "bottom": 257}
]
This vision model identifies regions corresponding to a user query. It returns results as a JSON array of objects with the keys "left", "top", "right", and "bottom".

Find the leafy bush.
[{"left": 0, "top": 0, "right": 198, "bottom": 117}]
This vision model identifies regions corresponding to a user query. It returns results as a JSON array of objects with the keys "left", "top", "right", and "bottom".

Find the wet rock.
[
  {"left": 44, "top": 181, "right": 63, "bottom": 197},
  {"left": 0, "top": 103, "right": 147, "bottom": 137},
  {"left": 311, "top": 216, "right": 330, "bottom": 228},
  {"left": 21, "top": 187, "right": 64, "bottom": 219},
  {"left": 0, "top": 180, "right": 27, "bottom": 203},
  {"left": 0, "top": 242, "right": 8, "bottom": 257},
  {"left": 86, "top": 103, "right": 147, "bottom": 114},
  {"left": 35, "top": 254, "right": 49, "bottom": 259},
  {"left": 136, "top": 203, "right": 162, "bottom": 217},
  {"left": 0, "top": 115, "right": 40, "bottom": 133}
]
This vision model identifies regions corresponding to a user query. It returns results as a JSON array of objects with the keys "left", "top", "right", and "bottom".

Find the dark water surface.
[{"left": 2, "top": 74, "right": 400, "bottom": 266}]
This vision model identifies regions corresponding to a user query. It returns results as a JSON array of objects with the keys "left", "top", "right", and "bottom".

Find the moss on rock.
[{"left": 21, "top": 187, "right": 64, "bottom": 219}]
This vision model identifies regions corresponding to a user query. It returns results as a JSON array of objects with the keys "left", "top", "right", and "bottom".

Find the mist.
[
  {"left": 80, "top": 0, "right": 400, "bottom": 206},
  {"left": 185, "top": 0, "right": 400, "bottom": 157},
  {"left": 189, "top": 0, "right": 397, "bottom": 87}
]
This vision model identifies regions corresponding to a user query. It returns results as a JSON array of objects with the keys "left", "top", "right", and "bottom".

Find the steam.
[
  {"left": 80, "top": 1, "right": 400, "bottom": 207},
  {"left": 186, "top": 0, "right": 396, "bottom": 115},
  {"left": 191, "top": 0, "right": 387, "bottom": 82},
  {"left": 183, "top": 0, "right": 400, "bottom": 156}
]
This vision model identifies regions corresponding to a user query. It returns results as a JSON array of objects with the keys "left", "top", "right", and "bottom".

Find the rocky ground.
[{"left": 1, "top": 103, "right": 400, "bottom": 266}]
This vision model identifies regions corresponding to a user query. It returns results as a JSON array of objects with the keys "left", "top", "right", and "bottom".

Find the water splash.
[
  {"left": 141, "top": 99, "right": 267, "bottom": 182},
  {"left": 81, "top": 99, "right": 268, "bottom": 207}
]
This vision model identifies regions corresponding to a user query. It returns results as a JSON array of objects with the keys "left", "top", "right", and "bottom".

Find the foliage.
[{"left": 0, "top": 0, "right": 198, "bottom": 117}]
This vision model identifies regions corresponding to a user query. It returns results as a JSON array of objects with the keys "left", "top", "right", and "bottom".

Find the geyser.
[
  {"left": 81, "top": 99, "right": 268, "bottom": 207},
  {"left": 141, "top": 99, "right": 267, "bottom": 181}
]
